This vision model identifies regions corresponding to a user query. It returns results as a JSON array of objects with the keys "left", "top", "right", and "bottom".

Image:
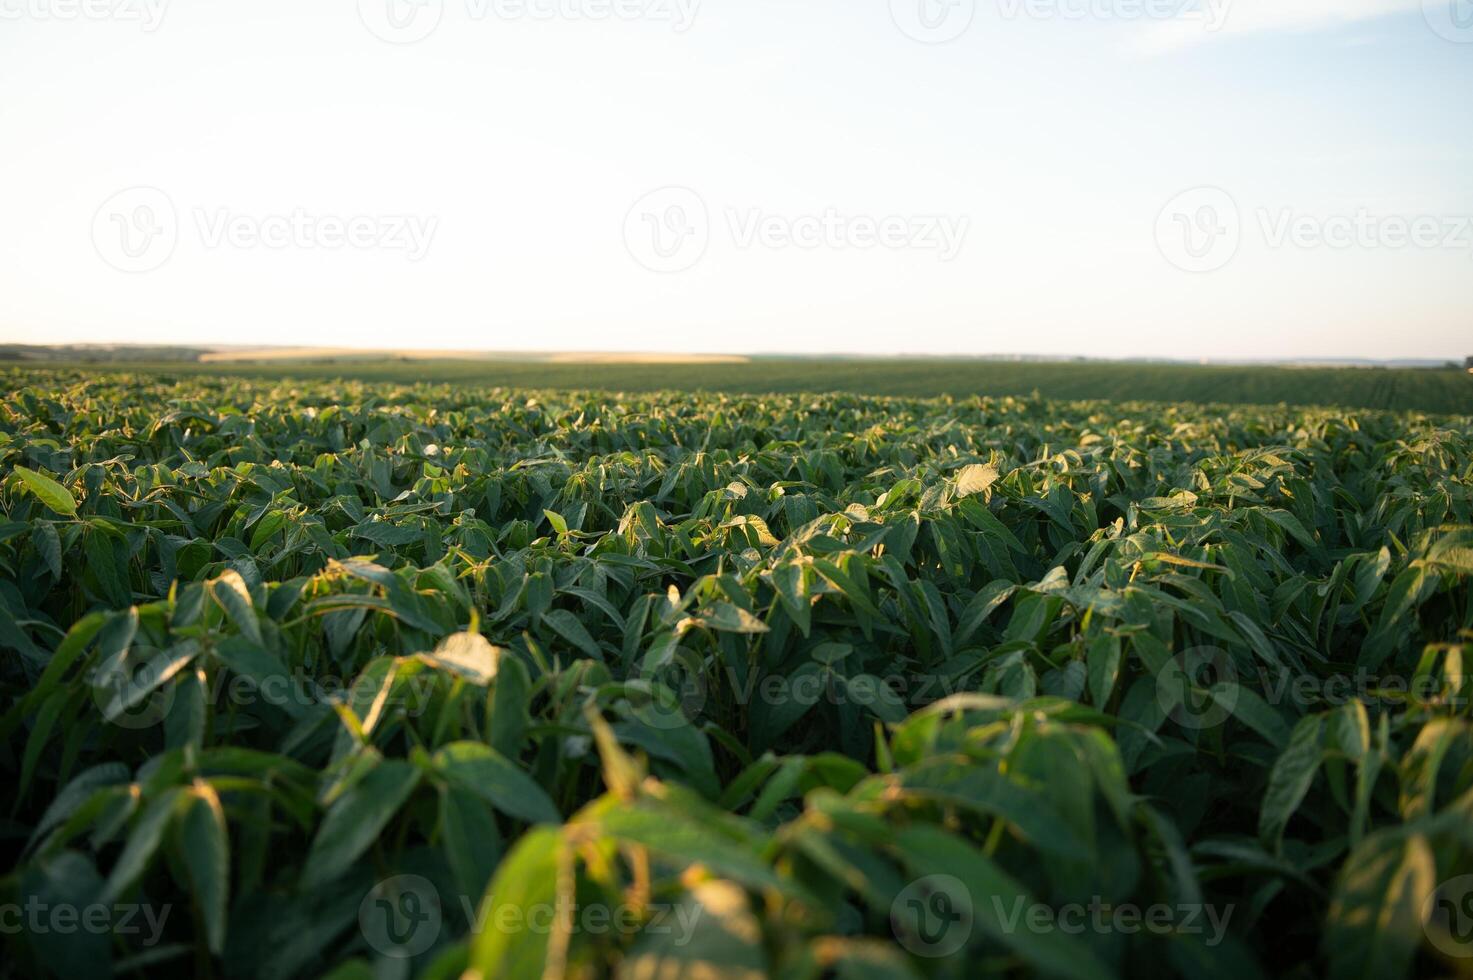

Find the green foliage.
[
  {"left": 1, "top": 368, "right": 1471, "bottom": 978},
  {"left": 19, "top": 356, "right": 1473, "bottom": 413}
]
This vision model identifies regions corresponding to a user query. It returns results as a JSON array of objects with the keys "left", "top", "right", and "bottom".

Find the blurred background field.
[{"left": 6, "top": 349, "right": 1471, "bottom": 414}]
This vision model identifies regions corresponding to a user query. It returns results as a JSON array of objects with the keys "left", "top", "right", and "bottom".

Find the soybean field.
[{"left": 1, "top": 367, "right": 1472, "bottom": 979}]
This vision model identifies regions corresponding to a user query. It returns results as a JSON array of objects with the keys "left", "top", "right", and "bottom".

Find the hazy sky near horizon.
[{"left": 2, "top": 0, "right": 1470, "bottom": 360}]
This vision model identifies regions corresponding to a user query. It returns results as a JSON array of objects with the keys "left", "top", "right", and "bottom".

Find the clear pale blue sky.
[{"left": 1, "top": 0, "right": 1470, "bottom": 359}]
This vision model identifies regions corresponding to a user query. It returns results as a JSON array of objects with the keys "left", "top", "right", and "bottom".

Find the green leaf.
[
  {"left": 351, "top": 521, "right": 423, "bottom": 547},
  {"left": 26, "top": 762, "right": 130, "bottom": 851},
  {"left": 954, "top": 581, "right": 1016, "bottom": 648},
  {"left": 697, "top": 602, "right": 770, "bottom": 634},
  {"left": 1259, "top": 715, "right": 1324, "bottom": 853},
  {"left": 212, "top": 636, "right": 297, "bottom": 715},
  {"left": 892, "top": 824, "right": 1112, "bottom": 980},
  {"left": 17, "top": 688, "right": 67, "bottom": 808},
  {"left": 769, "top": 564, "right": 811, "bottom": 637},
  {"left": 612, "top": 717, "right": 719, "bottom": 800},
  {"left": 465, "top": 825, "right": 565, "bottom": 980},
  {"left": 209, "top": 570, "right": 261, "bottom": 644},
  {"left": 104, "top": 788, "right": 183, "bottom": 903},
  {"left": 97, "top": 640, "right": 201, "bottom": 725},
  {"left": 433, "top": 742, "right": 560, "bottom": 825},
  {"left": 490, "top": 655, "right": 531, "bottom": 758},
  {"left": 22, "top": 610, "right": 107, "bottom": 710},
  {"left": 594, "top": 793, "right": 814, "bottom": 904},
  {"left": 21, "top": 851, "right": 111, "bottom": 978},
  {"left": 440, "top": 785, "right": 502, "bottom": 900},
  {"left": 32, "top": 521, "right": 63, "bottom": 578},
  {"left": 899, "top": 760, "right": 1090, "bottom": 863},
  {"left": 1086, "top": 632, "right": 1121, "bottom": 707},
  {"left": 831, "top": 944, "right": 926, "bottom": 979},
  {"left": 543, "top": 608, "right": 604, "bottom": 661},
  {"left": 84, "top": 529, "right": 129, "bottom": 607},
  {"left": 13, "top": 465, "right": 77, "bottom": 516},
  {"left": 841, "top": 674, "right": 908, "bottom": 724},
  {"left": 165, "top": 668, "right": 207, "bottom": 750},
  {"left": 1211, "top": 683, "right": 1290, "bottom": 749},
  {"left": 1397, "top": 719, "right": 1460, "bottom": 820},
  {"left": 617, "top": 880, "right": 767, "bottom": 980},
  {"left": 301, "top": 760, "right": 420, "bottom": 889},
  {"left": 1263, "top": 509, "right": 1318, "bottom": 551},
  {"left": 1325, "top": 832, "right": 1435, "bottom": 980},
  {"left": 178, "top": 786, "right": 230, "bottom": 955}
]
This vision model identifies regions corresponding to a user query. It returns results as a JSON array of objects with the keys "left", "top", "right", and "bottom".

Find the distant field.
[
  {"left": 195, "top": 348, "right": 754, "bottom": 365},
  {"left": 20, "top": 356, "right": 1473, "bottom": 414}
]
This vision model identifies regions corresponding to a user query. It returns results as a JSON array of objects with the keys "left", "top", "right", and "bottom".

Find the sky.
[{"left": 1, "top": 0, "right": 1470, "bottom": 360}]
